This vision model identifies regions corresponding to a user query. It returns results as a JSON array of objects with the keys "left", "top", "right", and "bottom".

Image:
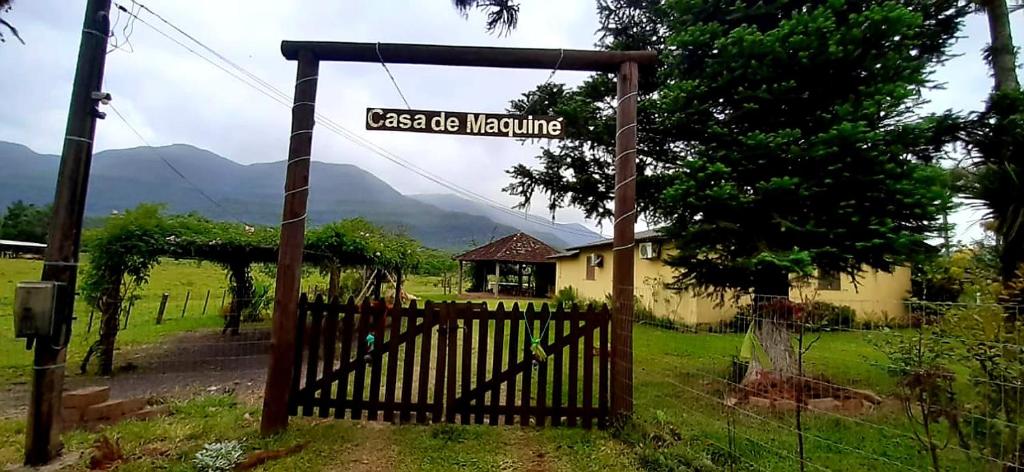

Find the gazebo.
[{"left": 455, "top": 232, "right": 558, "bottom": 298}]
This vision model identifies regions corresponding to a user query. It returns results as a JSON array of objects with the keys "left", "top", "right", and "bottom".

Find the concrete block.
[
  {"left": 62, "top": 406, "right": 83, "bottom": 423},
  {"left": 83, "top": 397, "right": 149, "bottom": 421},
  {"left": 125, "top": 405, "right": 170, "bottom": 421},
  {"left": 62, "top": 386, "right": 110, "bottom": 409},
  {"left": 807, "top": 397, "right": 841, "bottom": 412},
  {"left": 748, "top": 396, "right": 772, "bottom": 408},
  {"left": 773, "top": 399, "right": 797, "bottom": 411}
]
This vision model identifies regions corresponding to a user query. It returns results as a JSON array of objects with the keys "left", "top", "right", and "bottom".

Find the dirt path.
[{"left": 0, "top": 328, "right": 271, "bottom": 418}]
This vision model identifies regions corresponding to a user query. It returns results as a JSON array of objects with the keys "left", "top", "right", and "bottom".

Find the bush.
[
  {"left": 725, "top": 300, "right": 856, "bottom": 333},
  {"left": 553, "top": 286, "right": 579, "bottom": 308},
  {"left": 803, "top": 301, "right": 856, "bottom": 330}
]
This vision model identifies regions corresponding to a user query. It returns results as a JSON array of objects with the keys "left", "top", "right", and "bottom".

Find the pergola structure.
[
  {"left": 455, "top": 232, "right": 558, "bottom": 298},
  {"left": 261, "top": 40, "right": 655, "bottom": 434}
]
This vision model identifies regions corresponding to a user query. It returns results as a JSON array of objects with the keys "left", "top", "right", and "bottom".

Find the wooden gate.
[{"left": 289, "top": 295, "right": 610, "bottom": 427}]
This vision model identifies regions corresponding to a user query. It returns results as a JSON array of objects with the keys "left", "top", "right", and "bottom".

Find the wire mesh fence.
[
  {"left": 6, "top": 285, "right": 1022, "bottom": 472},
  {"left": 623, "top": 294, "right": 1024, "bottom": 471},
  {"left": 0, "top": 289, "right": 272, "bottom": 418}
]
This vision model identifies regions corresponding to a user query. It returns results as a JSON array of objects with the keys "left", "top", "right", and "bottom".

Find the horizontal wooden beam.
[{"left": 281, "top": 41, "right": 656, "bottom": 72}]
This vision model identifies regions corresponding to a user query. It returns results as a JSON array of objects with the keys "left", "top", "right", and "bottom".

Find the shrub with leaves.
[
  {"left": 946, "top": 302, "right": 1024, "bottom": 469},
  {"left": 80, "top": 204, "right": 170, "bottom": 375},
  {"left": 874, "top": 324, "right": 966, "bottom": 472},
  {"left": 552, "top": 286, "right": 579, "bottom": 308},
  {"left": 193, "top": 440, "right": 245, "bottom": 472},
  {"left": 803, "top": 302, "right": 856, "bottom": 330}
]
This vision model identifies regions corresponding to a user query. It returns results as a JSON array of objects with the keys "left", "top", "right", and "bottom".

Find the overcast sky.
[{"left": 1, "top": 1, "right": 1021, "bottom": 242}]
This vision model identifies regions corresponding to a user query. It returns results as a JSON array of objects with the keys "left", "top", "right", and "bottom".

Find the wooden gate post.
[
  {"left": 611, "top": 60, "right": 638, "bottom": 420},
  {"left": 261, "top": 49, "right": 319, "bottom": 435}
]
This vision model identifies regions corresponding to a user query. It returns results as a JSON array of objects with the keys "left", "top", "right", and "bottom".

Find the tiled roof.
[{"left": 455, "top": 232, "right": 559, "bottom": 264}]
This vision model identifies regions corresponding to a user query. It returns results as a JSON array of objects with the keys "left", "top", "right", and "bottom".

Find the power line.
[
  {"left": 108, "top": 103, "right": 340, "bottom": 261},
  {"left": 120, "top": 0, "right": 603, "bottom": 240},
  {"left": 376, "top": 42, "right": 412, "bottom": 110},
  {"left": 112, "top": 1, "right": 606, "bottom": 241},
  {"left": 107, "top": 103, "right": 246, "bottom": 224}
]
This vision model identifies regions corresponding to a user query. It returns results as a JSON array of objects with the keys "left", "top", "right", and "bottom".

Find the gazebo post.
[
  {"left": 458, "top": 261, "right": 463, "bottom": 295},
  {"left": 493, "top": 262, "right": 500, "bottom": 297},
  {"left": 517, "top": 263, "right": 523, "bottom": 294}
]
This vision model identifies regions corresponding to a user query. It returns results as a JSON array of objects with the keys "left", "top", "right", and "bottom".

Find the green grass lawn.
[
  {"left": 0, "top": 324, "right": 983, "bottom": 470},
  {"left": 0, "top": 260, "right": 991, "bottom": 470},
  {"left": 0, "top": 257, "right": 233, "bottom": 385}
]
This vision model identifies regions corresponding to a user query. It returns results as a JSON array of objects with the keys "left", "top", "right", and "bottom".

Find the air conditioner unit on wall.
[{"left": 639, "top": 242, "right": 659, "bottom": 260}]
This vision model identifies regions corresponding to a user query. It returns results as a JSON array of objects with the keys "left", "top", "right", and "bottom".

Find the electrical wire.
[
  {"left": 376, "top": 42, "right": 412, "bottom": 110},
  {"left": 107, "top": 103, "right": 246, "bottom": 225},
  {"left": 112, "top": 0, "right": 607, "bottom": 242}
]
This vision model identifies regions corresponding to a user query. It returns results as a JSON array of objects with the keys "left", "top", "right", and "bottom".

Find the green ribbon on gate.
[{"left": 523, "top": 309, "right": 555, "bottom": 363}]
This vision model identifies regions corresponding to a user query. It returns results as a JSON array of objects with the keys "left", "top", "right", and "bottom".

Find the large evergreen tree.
[
  {"left": 507, "top": 0, "right": 966, "bottom": 295},
  {"left": 505, "top": 0, "right": 968, "bottom": 375}
]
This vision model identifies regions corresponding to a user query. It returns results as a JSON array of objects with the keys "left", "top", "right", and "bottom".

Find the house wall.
[
  {"left": 554, "top": 244, "right": 911, "bottom": 325},
  {"left": 790, "top": 266, "right": 912, "bottom": 323},
  {"left": 554, "top": 244, "right": 736, "bottom": 325}
]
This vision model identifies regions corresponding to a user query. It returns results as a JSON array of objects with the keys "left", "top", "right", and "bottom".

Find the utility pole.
[{"left": 25, "top": 0, "right": 111, "bottom": 465}]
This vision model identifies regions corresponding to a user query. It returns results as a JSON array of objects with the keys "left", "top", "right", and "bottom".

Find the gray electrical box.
[{"left": 13, "top": 281, "right": 58, "bottom": 338}]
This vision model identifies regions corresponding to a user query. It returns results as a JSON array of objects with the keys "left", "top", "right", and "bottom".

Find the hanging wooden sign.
[{"left": 365, "top": 108, "right": 565, "bottom": 139}]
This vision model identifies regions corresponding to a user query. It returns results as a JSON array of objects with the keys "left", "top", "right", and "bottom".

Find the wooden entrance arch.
[{"left": 261, "top": 41, "right": 656, "bottom": 434}]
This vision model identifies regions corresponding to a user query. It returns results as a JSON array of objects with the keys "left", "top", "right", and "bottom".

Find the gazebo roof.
[{"left": 455, "top": 232, "right": 559, "bottom": 264}]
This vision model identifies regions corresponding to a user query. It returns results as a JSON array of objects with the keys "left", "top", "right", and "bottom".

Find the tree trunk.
[
  {"left": 328, "top": 265, "right": 341, "bottom": 300},
  {"left": 983, "top": 0, "right": 1020, "bottom": 93},
  {"left": 743, "top": 271, "right": 797, "bottom": 384},
  {"left": 223, "top": 262, "right": 251, "bottom": 335},
  {"left": 96, "top": 274, "right": 123, "bottom": 376},
  {"left": 371, "top": 270, "right": 383, "bottom": 299}
]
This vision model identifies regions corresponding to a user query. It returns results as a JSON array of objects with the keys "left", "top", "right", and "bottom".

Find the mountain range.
[{"left": 0, "top": 141, "right": 601, "bottom": 251}]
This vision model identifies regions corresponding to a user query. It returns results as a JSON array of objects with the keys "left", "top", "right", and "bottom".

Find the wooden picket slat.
[
  {"left": 520, "top": 303, "right": 534, "bottom": 427},
  {"left": 535, "top": 304, "right": 550, "bottom": 426},
  {"left": 504, "top": 303, "right": 519, "bottom": 426},
  {"left": 582, "top": 305, "right": 595, "bottom": 429},
  {"left": 399, "top": 302, "right": 419, "bottom": 424},
  {"left": 302, "top": 296, "right": 324, "bottom": 417},
  {"left": 457, "top": 317, "right": 471, "bottom": 424},
  {"left": 551, "top": 307, "right": 564, "bottom": 427},
  {"left": 351, "top": 299, "right": 371, "bottom": 420},
  {"left": 287, "top": 294, "right": 309, "bottom": 416},
  {"left": 418, "top": 301, "right": 436, "bottom": 424},
  {"left": 488, "top": 307, "right": 505, "bottom": 426},
  {"left": 474, "top": 315, "right": 489, "bottom": 424},
  {"left": 335, "top": 298, "right": 356, "bottom": 419},
  {"left": 443, "top": 305, "right": 458, "bottom": 423},
  {"left": 367, "top": 303, "right": 386, "bottom": 420},
  {"left": 567, "top": 314, "right": 579, "bottom": 427},
  {"left": 319, "top": 300, "right": 339, "bottom": 417},
  {"left": 383, "top": 303, "right": 403, "bottom": 422}
]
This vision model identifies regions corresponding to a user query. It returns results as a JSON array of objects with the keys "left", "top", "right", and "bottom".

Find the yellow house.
[{"left": 550, "top": 230, "right": 912, "bottom": 325}]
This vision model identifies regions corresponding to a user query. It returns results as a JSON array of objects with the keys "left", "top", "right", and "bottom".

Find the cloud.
[{"left": 0, "top": 1, "right": 1019, "bottom": 240}]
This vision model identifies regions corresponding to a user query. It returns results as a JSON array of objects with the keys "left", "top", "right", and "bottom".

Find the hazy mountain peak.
[{"left": 0, "top": 141, "right": 594, "bottom": 251}]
